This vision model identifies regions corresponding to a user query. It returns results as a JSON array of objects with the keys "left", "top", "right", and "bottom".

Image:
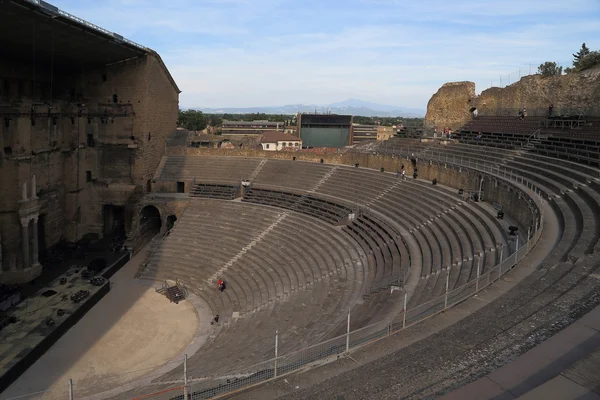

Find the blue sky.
[{"left": 51, "top": 0, "right": 600, "bottom": 109}]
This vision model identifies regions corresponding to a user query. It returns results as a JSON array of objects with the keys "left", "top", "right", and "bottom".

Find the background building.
[
  {"left": 260, "top": 130, "right": 302, "bottom": 151},
  {"left": 221, "top": 120, "right": 283, "bottom": 135},
  {"left": 297, "top": 114, "right": 353, "bottom": 148},
  {"left": 0, "top": 0, "right": 179, "bottom": 283}
]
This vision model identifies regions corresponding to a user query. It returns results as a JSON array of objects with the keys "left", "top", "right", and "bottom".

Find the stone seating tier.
[
  {"left": 242, "top": 188, "right": 352, "bottom": 225},
  {"left": 136, "top": 153, "right": 538, "bottom": 396},
  {"left": 189, "top": 183, "right": 239, "bottom": 200},
  {"left": 406, "top": 139, "right": 600, "bottom": 263}
]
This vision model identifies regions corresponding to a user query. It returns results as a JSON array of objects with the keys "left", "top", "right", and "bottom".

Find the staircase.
[
  {"left": 248, "top": 158, "right": 268, "bottom": 181},
  {"left": 523, "top": 137, "right": 541, "bottom": 150},
  {"left": 522, "top": 128, "right": 542, "bottom": 151}
]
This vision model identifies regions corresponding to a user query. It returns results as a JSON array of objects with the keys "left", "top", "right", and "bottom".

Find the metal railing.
[
  {"left": 369, "top": 145, "right": 549, "bottom": 203},
  {"left": 24, "top": 0, "right": 150, "bottom": 52},
  {"left": 479, "top": 107, "right": 592, "bottom": 118},
  {"left": 523, "top": 128, "right": 542, "bottom": 148},
  {"left": 178, "top": 218, "right": 541, "bottom": 400},
  {"left": 7, "top": 150, "right": 544, "bottom": 400},
  {"left": 157, "top": 153, "right": 545, "bottom": 399}
]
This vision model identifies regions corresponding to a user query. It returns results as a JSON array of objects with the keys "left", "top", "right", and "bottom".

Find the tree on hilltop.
[
  {"left": 565, "top": 43, "right": 600, "bottom": 73},
  {"left": 577, "top": 51, "right": 600, "bottom": 71},
  {"left": 573, "top": 43, "right": 590, "bottom": 68},
  {"left": 537, "top": 61, "right": 563, "bottom": 77}
]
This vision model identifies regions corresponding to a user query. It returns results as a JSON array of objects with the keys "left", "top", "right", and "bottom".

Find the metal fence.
[
  {"left": 162, "top": 151, "right": 544, "bottom": 399},
  {"left": 478, "top": 107, "right": 593, "bottom": 118},
  {"left": 7, "top": 148, "right": 544, "bottom": 400},
  {"left": 177, "top": 220, "right": 541, "bottom": 400},
  {"left": 23, "top": 0, "right": 149, "bottom": 51}
]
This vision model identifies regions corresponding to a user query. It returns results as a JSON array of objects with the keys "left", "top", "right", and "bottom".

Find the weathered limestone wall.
[
  {"left": 475, "top": 66, "right": 600, "bottom": 116},
  {"left": 424, "top": 66, "right": 600, "bottom": 130},
  {"left": 0, "top": 53, "right": 178, "bottom": 283},
  {"left": 424, "top": 82, "right": 476, "bottom": 131}
]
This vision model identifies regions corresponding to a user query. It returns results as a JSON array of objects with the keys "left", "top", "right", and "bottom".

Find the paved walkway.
[{"left": 439, "top": 304, "right": 600, "bottom": 400}]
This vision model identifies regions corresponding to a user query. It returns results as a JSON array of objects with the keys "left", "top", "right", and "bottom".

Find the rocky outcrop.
[
  {"left": 425, "top": 66, "right": 600, "bottom": 130},
  {"left": 424, "top": 82, "right": 475, "bottom": 131}
]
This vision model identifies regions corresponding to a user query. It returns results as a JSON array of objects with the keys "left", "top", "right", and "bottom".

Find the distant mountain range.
[{"left": 190, "top": 99, "right": 425, "bottom": 117}]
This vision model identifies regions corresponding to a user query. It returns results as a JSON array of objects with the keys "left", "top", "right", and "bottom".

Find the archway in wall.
[
  {"left": 139, "top": 205, "right": 162, "bottom": 238},
  {"left": 166, "top": 215, "right": 177, "bottom": 231},
  {"left": 103, "top": 205, "right": 126, "bottom": 239}
]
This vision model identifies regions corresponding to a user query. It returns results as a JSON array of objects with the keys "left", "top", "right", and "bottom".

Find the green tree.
[
  {"left": 566, "top": 43, "right": 596, "bottom": 73},
  {"left": 573, "top": 42, "right": 591, "bottom": 68},
  {"left": 577, "top": 51, "right": 600, "bottom": 71},
  {"left": 537, "top": 61, "right": 563, "bottom": 77},
  {"left": 178, "top": 109, "right": 207, "bottom": 131},
  {"left": 208, "top": 115, "right": 223, "bottom": 127}
]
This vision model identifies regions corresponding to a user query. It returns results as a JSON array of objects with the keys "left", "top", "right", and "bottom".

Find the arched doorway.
[
  {"left": 139, "top": 205, "right": 162, "bottom": 238},
  {"left": 166, "top": 215, "right": 177, "bottom": 231}
]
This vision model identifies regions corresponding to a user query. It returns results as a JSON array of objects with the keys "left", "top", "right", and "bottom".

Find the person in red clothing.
[{"left": 217, "top": 279, "right": 226, "bottom": 292}]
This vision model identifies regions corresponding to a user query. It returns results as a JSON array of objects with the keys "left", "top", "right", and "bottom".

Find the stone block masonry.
[{"left": 0, "top": 51, "right": 179, "bottom": 283}]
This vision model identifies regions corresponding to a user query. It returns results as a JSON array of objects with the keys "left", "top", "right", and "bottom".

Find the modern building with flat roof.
[{"left": 297, "top": 114, "right": 353, "bottom": 148}]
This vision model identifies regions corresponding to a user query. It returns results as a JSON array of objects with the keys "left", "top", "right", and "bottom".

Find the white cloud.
[{"left": 51, "top": 0, "right": 600, "bottom": 109}]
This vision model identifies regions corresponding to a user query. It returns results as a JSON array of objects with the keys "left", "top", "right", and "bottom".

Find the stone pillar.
[
  {"left": 32, "top": 217, "right": 39, "bottom": 266},
  {"left": 22, "top": 182, "right": 28, "bottom": 201},
  {"left": 21, "top": 219, "right": 30, "bottom": 269},
  {"left": 32, "top": 175, "right": 37, "bottom": 199}
]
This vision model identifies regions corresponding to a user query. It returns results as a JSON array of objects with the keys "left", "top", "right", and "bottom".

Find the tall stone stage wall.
[
  {"left": 0, "top": 53, "right": 179, "bottom": 283},
  {"left": 425, "top": 65, "right": 600, "bottom": 130}
]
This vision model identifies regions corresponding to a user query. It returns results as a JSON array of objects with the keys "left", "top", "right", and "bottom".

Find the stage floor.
[{"left": 0, "top": 245, "right": 202, "bottom": 400}]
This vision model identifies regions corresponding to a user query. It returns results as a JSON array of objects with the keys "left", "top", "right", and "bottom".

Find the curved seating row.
[
  {"left": 158, "top": 155, "right": 263, "bottom": 183},
  {"left": 260, "top": 135, "right": 600, "bottom": 400},
  {"left": 252, "top": 159, "right": 336, "bottom": 191},
  {"left": 246, "top": 161, "right": 508, "bottom": 309},
  {"left": 155, "top": 155, "right": 511, "bottom": 312},
  {"left": 139, "top": 199, "right": 366, "bottom": 378},
  {"left": 242, "top": 188, "right": 352, "bottom": 225},
  {"left": 190, "top": 183, "right": 238, "bottom": 200},
  {"left": 136, "top": 154, "right": 517, "bottom": 395},
  {"left": 410, "top": 141, "right": 600, "bottom": 263},
  {"left": 141, "top": 199, "right": 365, "bottom": 318},
  {"left": 310, "top": 165, "right": 508, "bottom": 308}
]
